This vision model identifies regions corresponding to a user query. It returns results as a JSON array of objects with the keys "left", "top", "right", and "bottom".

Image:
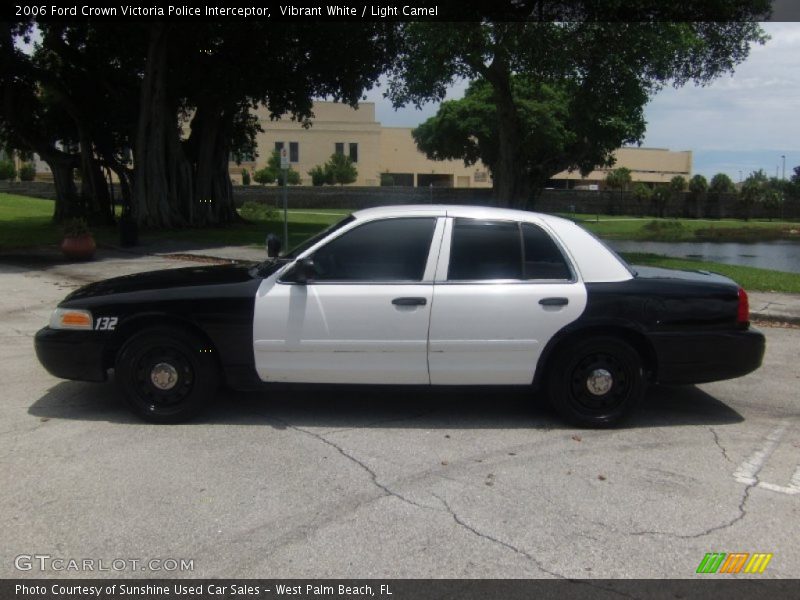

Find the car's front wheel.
[
  {"left": 547, "top": 336, "right": 645, "bottom": 428},
  {"left": 115, "top": 327, "right": 218, "bottom": 423}
]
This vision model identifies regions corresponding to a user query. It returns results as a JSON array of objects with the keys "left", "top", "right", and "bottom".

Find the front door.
[{"left": 253, "top": 216, "right": 445, "bottom": 384}]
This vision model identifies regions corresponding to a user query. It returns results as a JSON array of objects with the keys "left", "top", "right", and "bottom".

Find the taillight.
[{"left": 737, "top": 287, "right": 749, "bottom": 325}]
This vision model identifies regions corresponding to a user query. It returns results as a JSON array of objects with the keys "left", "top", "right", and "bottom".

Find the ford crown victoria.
[{"left": 34, "top": 205, "right": 765, "bottom": 426}]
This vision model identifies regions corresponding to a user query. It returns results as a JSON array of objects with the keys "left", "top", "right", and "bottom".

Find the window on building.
[
  {"left": 311, "top": 218, "right": 437, "bottom": 282},
  {"left": 289, "top": 142, "right": 299, "bottom": 163},
  {"left": 349, "top": 143, "right": 358, "bottom": 163},
  {"left": 448, "top": 219, "right": 523, "bottom": 281},
  {"left": 274, "top": 141, "right": 284, "bottom": 154},
  {"left": 335, "top": 142, "right": 344, "bottom": 156}
]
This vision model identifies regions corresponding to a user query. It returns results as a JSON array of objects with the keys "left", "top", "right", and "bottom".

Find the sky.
[{"left": 363, "top": 22, "right": 800, "bottom": 183}]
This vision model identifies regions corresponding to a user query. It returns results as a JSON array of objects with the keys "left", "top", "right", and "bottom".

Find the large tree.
[
  {"left": 133, "top": 22, "right": 393, "bottom": 227},
  {"left": 388, "top": 4, "right": 769, "bottom": 207},
  {"left": 2, "top": 22, "right": 394, "bottom": 227}
]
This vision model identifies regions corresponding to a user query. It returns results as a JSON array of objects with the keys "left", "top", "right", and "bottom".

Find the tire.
[
  {"left": 115, "top": 327, "right": 219, "bottom": 423},
  {"left": 546, "top": 336, "right": 645, "bottom": 428}
]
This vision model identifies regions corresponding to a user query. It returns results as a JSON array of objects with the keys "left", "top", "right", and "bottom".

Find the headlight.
[{"left": 50, "top": 308, "right": 93, "bottom": 330}]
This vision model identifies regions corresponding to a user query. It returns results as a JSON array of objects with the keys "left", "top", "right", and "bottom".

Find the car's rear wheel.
[
  {"left": 115, "top": 327, "right": 218, "bottom": 423},
  {"left": 547, "top": 336, "right": 644, "bottom": 428}
]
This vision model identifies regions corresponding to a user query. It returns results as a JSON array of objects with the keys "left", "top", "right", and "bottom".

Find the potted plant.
[{"left": 61, "top": 217, "right": 96, "bottom": 260}]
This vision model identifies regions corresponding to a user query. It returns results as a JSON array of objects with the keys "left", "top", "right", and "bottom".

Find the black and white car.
[{"left": 35, "top": 205, "right": 765, "bottom": 426}]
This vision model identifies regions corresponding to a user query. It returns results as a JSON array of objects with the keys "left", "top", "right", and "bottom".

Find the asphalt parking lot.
[{"left": 1, "top": 251, "right": 798, "bottom": 579}]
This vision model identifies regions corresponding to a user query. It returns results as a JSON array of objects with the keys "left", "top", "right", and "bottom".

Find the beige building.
[
  {"left": 553, "top": 147, "right": 693, "bottom": 189},
  {"left": 234, "top": 101, "right": 691, "bottom": 190}
]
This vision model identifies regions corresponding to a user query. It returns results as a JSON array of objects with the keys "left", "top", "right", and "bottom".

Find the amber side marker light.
[{"left": 50, "top": 308, "right": 93, "bottom": 330}]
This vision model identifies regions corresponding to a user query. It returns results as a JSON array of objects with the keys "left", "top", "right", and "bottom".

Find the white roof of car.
[{"left": 352, "top": 204, "right": 565, "bottom": 225}]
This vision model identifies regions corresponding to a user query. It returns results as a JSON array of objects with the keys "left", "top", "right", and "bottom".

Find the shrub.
[
  {"left": 253, "top": 167, "right": 276, "bottom": 185},
  {"left": 325, "top": 152, "right": 357, "bottom": 185},
  {"left": 18, "top": 163, "right": 36, "bottom": 181},
  {"left": 308, "top": 165, "right": 331, "bottom": 186},
  {"left": 239, "top": 200, "right": 277, "bottom": 222},
  {"left": 0, "top": 160, "right": 16, "bottom": 181},
  {"left": 241, "top": 168, "right": 250, "bottom": 186}
]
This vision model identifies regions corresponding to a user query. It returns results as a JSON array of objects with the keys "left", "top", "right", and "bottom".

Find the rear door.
[
  {"left": 253, "top": 216, "right": 445, "bottom": 384},
  {"left": 428, "top": 218, "right": 586, "bottom": 385}
]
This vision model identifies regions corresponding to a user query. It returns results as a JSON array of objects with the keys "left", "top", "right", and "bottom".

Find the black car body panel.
[
  {"left": 36, "top": 263, "right": 279, "bottom": 388},
  {"left": 532, "top": 265, "right": 764, "bottom": 387}
]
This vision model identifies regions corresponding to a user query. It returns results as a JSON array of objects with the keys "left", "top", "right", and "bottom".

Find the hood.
[{"left": 62, "top": 263, "right": 260, "bottom": 302}]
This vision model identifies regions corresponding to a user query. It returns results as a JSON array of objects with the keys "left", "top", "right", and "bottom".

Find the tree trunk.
[
  {"left": 38, "top": 150, "right": 80, "bottom": 223},
  {"left": 133, "top": 23, "right": 190, "bottom": 228},
  {"left": 78, "top": 133, "right": 114, "bottom": 225},
  {"left": 187, "top": 105, "right": 239, "bottom": 226},
  {"left": 488, "top": 70, "right": 531, "bottom": 209}
]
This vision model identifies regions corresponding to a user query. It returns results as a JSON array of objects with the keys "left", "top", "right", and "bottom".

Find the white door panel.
[
  {"left": 254, "top": 282, "right": 432, "bottom": 384},
  {"left": 428, "top": 282, "right": 586, "bottom": 385}
]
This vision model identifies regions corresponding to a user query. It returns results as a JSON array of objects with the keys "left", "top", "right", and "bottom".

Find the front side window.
[
  {"left": 334, "top": 142, "right": 344, "bottom": 156},
  {"left": 448, "top": 219, "right": 522, "bottom": 280},
  {"left": 310, "top": 218, "right": 436, "bottom": 282},
  {"left": 289, "top": 142, "right": 299, "bottom": 162},
  {"left": 349, "top": 143, "right": 358, "bottom": 163}
]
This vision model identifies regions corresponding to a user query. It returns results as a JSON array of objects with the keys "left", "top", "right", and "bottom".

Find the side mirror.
[
  {"left": 289, "top": 257, "right": 316, "bottom": 285},
  {"left": 266, "top": 234, "right": 281, "bottom": 258}
]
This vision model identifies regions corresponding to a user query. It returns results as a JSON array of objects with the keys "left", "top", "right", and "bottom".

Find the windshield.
[{"left": 283, "top": 214, "right": 355, "bottom": 259}]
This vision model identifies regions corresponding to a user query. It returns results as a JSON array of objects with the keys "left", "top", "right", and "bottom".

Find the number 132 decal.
[{"left": 95, "top": 316, "right": 118, "bottom": 330}]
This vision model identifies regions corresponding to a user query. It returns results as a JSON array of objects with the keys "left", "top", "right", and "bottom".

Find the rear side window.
[
  {"left": 522, "top": 223, "right": 572, "bottom": 280},
  {"left": 312, "top": 217, "right": 436, "bottom": 281},
  {"left": 448, "top": 219, "right": 522, "bottom": 280}
]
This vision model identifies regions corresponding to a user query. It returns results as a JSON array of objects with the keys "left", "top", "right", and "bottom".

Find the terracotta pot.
[{"left": 61, "top": 233, "right": 96, "bottom": 261}]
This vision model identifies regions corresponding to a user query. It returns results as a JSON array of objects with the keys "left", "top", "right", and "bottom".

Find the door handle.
[
  {"left": 392, "top": 297, "right": 427, "bottom": 306},
  {"left": 539, "top": 297, "right": 569, "bottom": 307}
]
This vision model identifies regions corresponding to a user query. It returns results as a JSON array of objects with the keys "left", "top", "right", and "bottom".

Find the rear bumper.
[
  {"left": 650, "top": 328, "right": 765, "bottom": 385},
  {"left": 34, "top": 327, "right": 107, "bottom": 382}
]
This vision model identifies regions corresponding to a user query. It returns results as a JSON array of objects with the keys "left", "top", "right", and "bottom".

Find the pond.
[{"left": 608, "top": 240, "right": 800, "bottom": 274}]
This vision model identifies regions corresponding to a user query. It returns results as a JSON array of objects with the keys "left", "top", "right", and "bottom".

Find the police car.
[{"left": 34, "top": 205, "right": 765, "bottom": 427}]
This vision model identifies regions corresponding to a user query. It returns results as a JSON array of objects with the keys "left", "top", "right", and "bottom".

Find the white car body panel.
[
  {"left": 252, "top": 205, "right": 621, "bottom": 386},
  {"left": 254, "top": 281, "right": 434, "bottom": 384}
]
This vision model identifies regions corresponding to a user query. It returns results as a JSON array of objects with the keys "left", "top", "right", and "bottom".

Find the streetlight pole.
[{"left": 782, "top": 155, "right": 786, "bottom": 180}]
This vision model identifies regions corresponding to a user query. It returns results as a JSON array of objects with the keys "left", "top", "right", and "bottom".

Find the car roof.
[{"left": 351, "top": 204, "right": 573, "bottom": 228}]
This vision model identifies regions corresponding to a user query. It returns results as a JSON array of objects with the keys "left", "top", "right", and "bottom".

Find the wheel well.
[
  {"left": 103, "top": 315, "right": 223, "bottom": 379},
  {"left": 534, "top": 326, "right": 658, "bottom": 388}
]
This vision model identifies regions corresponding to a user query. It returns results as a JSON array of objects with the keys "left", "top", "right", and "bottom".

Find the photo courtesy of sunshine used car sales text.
[{"left": 15, "top": 583, "right": 392, "bottom": 597}]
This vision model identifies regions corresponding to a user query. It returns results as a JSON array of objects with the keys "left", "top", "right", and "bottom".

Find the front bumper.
[
  {"left": 650, "top": 327, "right": 766, "bottom": 385},
  {"left": 34, "top": 327, "right": 107, "bottom": 382}
]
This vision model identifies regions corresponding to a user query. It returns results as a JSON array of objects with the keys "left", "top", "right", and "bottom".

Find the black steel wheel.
[
  {"left": 547, "top": 336, "right": 645, "bottom": 428},
  {"left": 115, "top": 327, "right": 218, "bottom": 423}
]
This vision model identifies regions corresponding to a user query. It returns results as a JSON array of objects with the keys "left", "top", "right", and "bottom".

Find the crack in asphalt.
[
  {"left": 709, "top": 426, "right": 733, "bottom": 463},
  {"left": 254, "top": 408, "right": 438, "bottom": 513},
  {"left": 432, "top": 493, "right": 565, "bottom": 579},
  {"left": 631, "top": 481, "right": 755, "bottom": 539}
]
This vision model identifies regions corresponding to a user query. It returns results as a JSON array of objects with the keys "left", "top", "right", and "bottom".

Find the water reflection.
[{"left": 609, "top": 240, "right": 800, "bottom": 274}]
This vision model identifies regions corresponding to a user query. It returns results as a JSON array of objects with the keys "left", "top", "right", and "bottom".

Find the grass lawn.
[{"left": 3, "top": 193, "right": 799, "bottom": 293}]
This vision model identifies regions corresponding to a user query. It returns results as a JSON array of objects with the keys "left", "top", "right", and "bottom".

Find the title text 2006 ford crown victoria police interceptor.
[{"left": 35, "top": 206, "right": 765, "bottom": 427}]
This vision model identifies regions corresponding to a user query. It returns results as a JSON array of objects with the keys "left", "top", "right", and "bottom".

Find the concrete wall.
[
  {"left": 233, "top": 185, "right": 800, "bottom": 220},
  {"left": 5, "top": 180, "right": 798, "bottom": 220},
  {"left": 0, "top": 181, "right": 58, "bottom": 200}
]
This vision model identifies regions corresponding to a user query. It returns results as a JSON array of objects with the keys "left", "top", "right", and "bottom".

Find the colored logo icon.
[{"left": 696, "top": 553, "right": 773, "bottom": 574}]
